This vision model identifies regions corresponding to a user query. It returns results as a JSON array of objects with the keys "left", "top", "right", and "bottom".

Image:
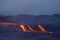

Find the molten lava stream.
[
  {"left": 37, "top": 24, "right": 48, "bottom": 33},
  {"left": 19, "top": 24, "right": 27, "bottom": 32},
  {"left": 27, "top": 25, "right": 35, "bottom": 32}
]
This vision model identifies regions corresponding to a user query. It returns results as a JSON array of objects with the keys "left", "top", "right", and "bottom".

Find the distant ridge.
[
  {"left": 0, "top": 16, "right": 15, "bottom": 23},
  {"left": 0, "top": 14, "right": 60, "bottom": 24}
]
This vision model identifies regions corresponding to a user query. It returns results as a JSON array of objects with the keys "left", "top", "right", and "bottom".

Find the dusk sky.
[{"left": 0, "top": 0, "right": 60, "bottom": 15}]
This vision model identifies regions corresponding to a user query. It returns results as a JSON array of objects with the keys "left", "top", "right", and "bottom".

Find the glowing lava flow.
[
  {"left": 0, "top": 22, "right": 53, "bottom": 34},
  {"left": 0, "top": 22, "right": 17, "bottom": 27},
  {"left": 19, "top": 24, "right": 27, "bottom": 32},
  {"left": 37, "top": 24, "right": 48, "bottom": 33},
  {"left": 27, "top": 25, "right": 35, "bottom": 32}
]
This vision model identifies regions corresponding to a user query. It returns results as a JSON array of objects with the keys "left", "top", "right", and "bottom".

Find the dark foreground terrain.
[
  {"left": 0, "top": 31, "right": 58, "bottom": 40},
  {"left": 0, "top": 24, "right": 60, "bottom": 40}
]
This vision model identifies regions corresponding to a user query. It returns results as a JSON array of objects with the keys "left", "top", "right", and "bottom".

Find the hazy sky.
[{"left": 0, "top": 0, "right": 60, "bottom": 15}]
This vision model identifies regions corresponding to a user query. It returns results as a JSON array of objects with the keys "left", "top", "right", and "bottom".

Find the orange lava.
[
  {"left": 27, "top": 25, "right": 35, "bottom": 32},
  {"left": 19, "top": 24, "right": 27, "bottom": 32},
  {"left": 37, "top": 24, "right": 48, "bottom": 33},
  {"left": 0, "top": 22, "right": 53, "bottom": 34}
]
